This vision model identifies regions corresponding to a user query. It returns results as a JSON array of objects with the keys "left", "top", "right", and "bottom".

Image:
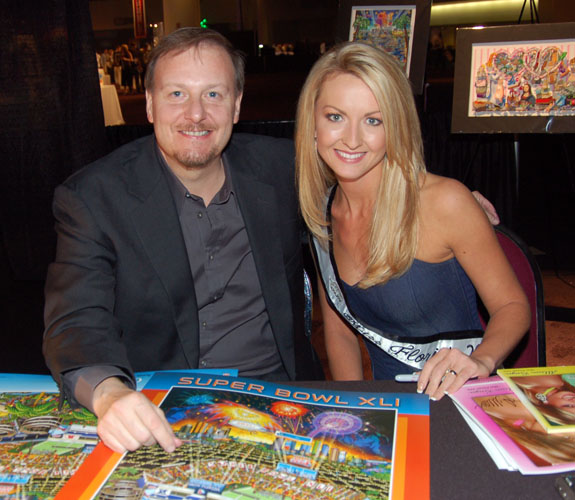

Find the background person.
[{"left": 295, "top": 42, "right": 530, "bottom": 401}]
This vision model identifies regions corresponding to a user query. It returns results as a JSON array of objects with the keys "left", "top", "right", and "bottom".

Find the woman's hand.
[{"left": 417, "top": 348, "right": 493, "bottom": 401}]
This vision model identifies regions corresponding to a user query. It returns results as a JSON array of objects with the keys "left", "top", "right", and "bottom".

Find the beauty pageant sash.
[{"left": 311, "top": 235, "right": 484, "bottom": 371}]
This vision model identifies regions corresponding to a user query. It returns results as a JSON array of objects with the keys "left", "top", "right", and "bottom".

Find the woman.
[
  {"left": 120, "top": 44, "right": 134, "bottom": 94},
  {"left": 519, "top": 82, "right": 536, "bottom": 108},
  {"left": 511, "top": 374, "right": 575, "bottom": 425},
  {"left": 476, "top": 393, "right": 575, "bottom": 465},
  {"left": 295, "top": 42, "right": 530, "bottom": 400}
]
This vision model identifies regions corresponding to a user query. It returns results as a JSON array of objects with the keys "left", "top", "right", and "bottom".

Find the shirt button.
[
  {"left": 213, "top": 295, "right": 218, "bottom": 301},
  {"left": 200, "top": 360, "right": 207, "bottom": 367},
  {"left": 209, "top": 255, "right": 214, "bottom": 261},
  {"left": 197, "top": 212, "right": 203, "bottom": 218},
  {"left": 201, "top": 321, "right": 207, "bottom": 328}
]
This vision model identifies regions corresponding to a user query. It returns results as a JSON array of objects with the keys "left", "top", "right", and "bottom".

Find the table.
[
  {"left": 292, "top": 380, "right": 565, "bottom": 500},
  {"left": 100, "top": 84, "right": 124, "bottom": 126},
  {"left": 1, "top": 375, "right": 563, "bottom": 499}
]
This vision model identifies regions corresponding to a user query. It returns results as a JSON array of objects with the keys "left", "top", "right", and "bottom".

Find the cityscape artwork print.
[
  {"left": 0, "top": 391, "right": 98, "bottom": 499},
  {"left": 95, "top": 386, "right": 398, "bottom": 500},
  {"left": 469, "top": 40, "right": 575, "bottom": 118},
  {"left": 452, "top": 23, "right": 575, "bottom": 133},
  {"left": 337, "top": 0, "right": 431, "bottom": 94},
  {"left": 349, "top": 5, "right": 416, "bottom": 75}
]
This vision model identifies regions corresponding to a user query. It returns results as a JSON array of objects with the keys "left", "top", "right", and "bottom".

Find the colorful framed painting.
[
  {"left": 452, "top": 23, "right": 575, "bottom": 134},
  {"left": 337, "top": 1, "right": 431, "bottom": 94}
]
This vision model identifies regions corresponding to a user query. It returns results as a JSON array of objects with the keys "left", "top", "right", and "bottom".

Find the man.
[{"left": 43, "top": 28, "right": 319, "bottom": 454}]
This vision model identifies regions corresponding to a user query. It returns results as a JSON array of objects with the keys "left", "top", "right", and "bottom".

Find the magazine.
[
  {"left": 60, "top": 372, "right": 430, "bottom": 500},
  {"left": 450, "top": 376, "right": 575, "bottom": 475},
  {"left": 497, "top": 366, "right": 575, "bottom": 434}
]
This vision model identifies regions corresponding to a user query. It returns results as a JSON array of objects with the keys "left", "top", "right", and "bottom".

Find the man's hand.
[{"left": 92, "top": 377, "right": 182, "bottom": 454}]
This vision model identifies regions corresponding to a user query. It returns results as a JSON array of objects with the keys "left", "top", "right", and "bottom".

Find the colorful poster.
[
  {"left": 0, "top": 391, "right": 97, "bottom": 498},
  {"left": 349, "top": 6, "right": 416, "bottom": 75},
  {"left": 0, "top": 371, "right": 238, "bottom": 499},
  {"left": 65, "top": 373, "right": 429, "bottom": 499},
  {"left": 468, "top": 40, "right": 575, "bottom": 117}
]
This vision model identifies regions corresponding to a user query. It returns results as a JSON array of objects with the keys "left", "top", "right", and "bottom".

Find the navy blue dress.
[{"left": 340, "top": 258, "right": 484, "bottom": 379}]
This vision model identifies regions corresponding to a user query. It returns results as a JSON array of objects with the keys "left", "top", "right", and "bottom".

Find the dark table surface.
[{"left": 290, "top": 380, "right": 566, "bottom": 500}]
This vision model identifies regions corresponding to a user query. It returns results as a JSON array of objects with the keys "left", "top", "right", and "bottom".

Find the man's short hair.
[{"left": 145, "top": 27, "right": 245, "bottom": 95}]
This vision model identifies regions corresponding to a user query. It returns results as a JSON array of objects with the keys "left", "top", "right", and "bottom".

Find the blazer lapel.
[
  {"left": 127, "top": 141, "right": 200, "bottom": 367},
  {"left": 228, "top": 163, "right": 294, "bottom": 347}
]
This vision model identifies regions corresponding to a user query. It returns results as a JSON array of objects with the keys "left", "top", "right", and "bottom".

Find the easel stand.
[{"left": 518, "top": 0, "right": 539, "bottom": 24}]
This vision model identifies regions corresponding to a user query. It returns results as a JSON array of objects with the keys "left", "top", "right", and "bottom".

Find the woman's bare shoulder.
[{"left": 420, "top": 173, "right": 477, "bottom": 217}]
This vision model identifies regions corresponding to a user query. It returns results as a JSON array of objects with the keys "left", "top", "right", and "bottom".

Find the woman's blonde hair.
[
  {"left": 520, "top": 384, "right": 575, "bottom": 426},
  {"left": 295, "top": 42, "right": 426, "bottom": 288}
]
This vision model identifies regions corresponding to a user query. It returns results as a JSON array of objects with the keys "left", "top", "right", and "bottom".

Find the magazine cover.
[
  {"left": 450, "top": 376, "right": 575, "bottom": 475},
  {"left": 0, "top": 374, "right": 98, "bottom": 499},
  {"left": 498, "top": 366, "right": 575, "bottom": 434},
  {"left": 61, "top": 373, "right": 430, "bottom": 500}
]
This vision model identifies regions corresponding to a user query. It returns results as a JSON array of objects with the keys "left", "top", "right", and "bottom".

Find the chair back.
[{"left": 494, "top": 225, "right": 546, "bottom": 367}]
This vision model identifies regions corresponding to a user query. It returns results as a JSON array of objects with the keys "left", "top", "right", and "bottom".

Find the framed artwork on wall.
[
  {"left": 337, "top": 1, "right": 432, "bottom": 94},
  {"left": 452, "top": 22, "right": 575, "bottom": 134}
]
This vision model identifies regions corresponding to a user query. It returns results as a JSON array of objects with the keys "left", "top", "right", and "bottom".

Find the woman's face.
[
  {"left": 314, "top": 72, "right": 387, "bottom": 185},
  {"left": 547, "top": 390, "right": 575, "bottom": 415}
]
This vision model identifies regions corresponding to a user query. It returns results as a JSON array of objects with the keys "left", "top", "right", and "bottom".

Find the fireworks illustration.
[
  {"left": 269, "top": 401, "right": 309, "bottom": 433},
  {"left": 203, "top": 401, "right": 282, "bottom": 432}
]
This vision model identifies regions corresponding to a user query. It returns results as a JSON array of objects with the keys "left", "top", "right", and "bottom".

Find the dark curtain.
[
  {"left": 516, "top": 134, "right": 575, "bottom": 270},
  {"left": 0, "top": 1, "right": 108, "bottom": 373},
  {"left": 0, "top": 0, "right": 108, "bottom": 281},
  {"left": 420, "top": 81, "right": 516, "bottom": 227}
]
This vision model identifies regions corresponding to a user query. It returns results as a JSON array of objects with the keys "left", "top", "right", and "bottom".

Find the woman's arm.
[
  {"left": 418, "top": 178, "right": 530, "bottom": 400},
  {"left": 318, "top": 281, "right": 365, "bottom": 380}
]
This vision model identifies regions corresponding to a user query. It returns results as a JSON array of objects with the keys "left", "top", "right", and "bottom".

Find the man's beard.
[{"left": 174, "top": 145, "right": 220, "bottom": 170}]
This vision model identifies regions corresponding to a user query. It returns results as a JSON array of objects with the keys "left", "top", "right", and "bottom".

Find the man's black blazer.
[{"left": 43, "top": 133, "right": 316, "bottom": 386}]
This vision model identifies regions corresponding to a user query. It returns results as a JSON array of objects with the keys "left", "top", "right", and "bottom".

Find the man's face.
[{"left": 146, "top": 44, "right": 242, "bottom": 175}]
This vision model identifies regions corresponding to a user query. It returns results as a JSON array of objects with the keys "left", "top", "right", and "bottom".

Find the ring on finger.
[{"left": 445, "top": 369, "right": 457, "bottom": 376}]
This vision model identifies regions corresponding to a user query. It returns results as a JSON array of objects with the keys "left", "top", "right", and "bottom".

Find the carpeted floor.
[{"left": 543, "top": 271, "right": 575, "bottom": 367}]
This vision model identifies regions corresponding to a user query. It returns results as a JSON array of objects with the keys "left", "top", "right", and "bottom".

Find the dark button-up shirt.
[{"left": 161, "top": 149, "right": 284, "bottom": 377}]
